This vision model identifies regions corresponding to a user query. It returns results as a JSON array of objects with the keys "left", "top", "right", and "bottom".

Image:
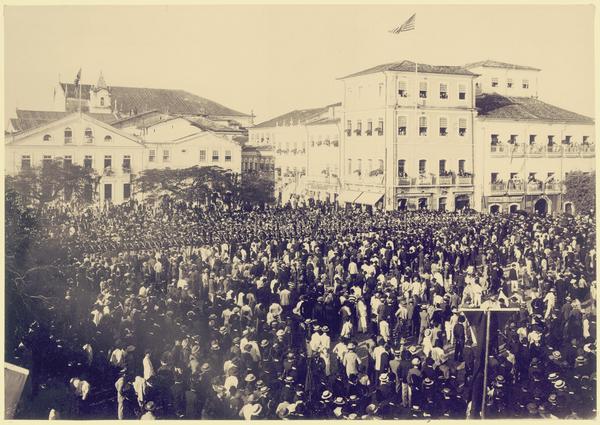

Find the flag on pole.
[
  {"left": 74, "top": 68, "right": 82, "bottom": 86},
  {"left": 389, "top": 13, "right": 416, "bottom": 34}
]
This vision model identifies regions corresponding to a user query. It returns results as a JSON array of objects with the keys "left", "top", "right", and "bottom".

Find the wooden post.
[{"left": 481, "top": 308, "right": 491, "bottom": 419}]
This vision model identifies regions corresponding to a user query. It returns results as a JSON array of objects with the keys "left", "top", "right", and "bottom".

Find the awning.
[
  {"left": 338, "top": 190, "right": 362, "bottom": 204},
  {"left": 355, "top": 191, "right": 384, "bottom": 205}
]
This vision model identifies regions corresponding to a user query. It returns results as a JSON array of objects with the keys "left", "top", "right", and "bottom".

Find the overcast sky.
[{"left": 4, "top": 4, "right": 595, "bottom": 124}]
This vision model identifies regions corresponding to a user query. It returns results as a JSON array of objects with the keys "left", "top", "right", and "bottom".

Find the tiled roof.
[
  {"left": 306, "top": 118, "right": 341, "bottom": 126},
  {"left": 254, "top": 106, "right": 328, "bottom": 128},
  {"left": 339, "top": 60, "right": 476, "bottom": 79},
  {"left": 464, "top": 60, "right": 541, "bottom": 71},
  {"left": 11, "top": 109, "right": 116, "bottom": 132},
  {"left": 187, "top": 116, "right": 245, "bottom": 133},
  {"left": 60, "top": 83, "right": 250, "bottom": 117},
  {"left": 476, "top": 94, "right": 594, "bottom": 124}
]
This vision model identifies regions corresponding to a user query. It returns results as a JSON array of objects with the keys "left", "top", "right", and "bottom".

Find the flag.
[
  {"left": 74, "top": 68, "right": 82, "bottom": 86},
  {"left": 389, "top": 13, "right": 416, "bottom": 34}
]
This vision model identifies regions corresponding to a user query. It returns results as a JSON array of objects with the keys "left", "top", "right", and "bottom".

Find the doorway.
[{"left": 534, "top": 198, "right": 548, "bottom": 215}]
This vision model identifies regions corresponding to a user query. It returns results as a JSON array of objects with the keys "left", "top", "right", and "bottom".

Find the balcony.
[
  {"left": 438, "top": 175, "right": 453, "bottom": 186},
  {"left": 511, "top": 144, "right": 526, "bottom": 157},
  {"left": 507, "top": 182, "right": 524, "bottom": 194},
  {"left": 490, "top": 182, "right": 506, "bottom": 194},
  {"left": 527, "top": 181, "right": 543, "bottom": 194},
  {"left": 527, "top": 145, "right": 545, "bottom": 157},
  {"left": 417, "top": 175, "right": 434, "bottom": 186},
  {"left": 546, "top": 145, "right": 562, "bottom": 156},
  {"left": 563, "top": 146, "right": 580, "bottom": 157},
  {"left": 398, "top": 176, "right": 411, "bottom": 186},
  {"left": 581, "top": 144, "right": 595, "bottom": 157},
  {"left": 544, "top": 182, "right": 563, "bottom": 194},
  {"left": 457, "top": 175, "right": 473, "bottom": 185}
]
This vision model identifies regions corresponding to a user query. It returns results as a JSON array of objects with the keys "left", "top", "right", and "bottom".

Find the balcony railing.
[
  {"left": 507, "top": 182, "right": 524, "bottom": 194},
  {"left": 417, "top": 175, "right": 434, "bottom": 186},
  {"left": 527, "top": 181, "right": 543, "bottom": 194},
  {"left": 544, "top": 182, "right": 562, "bottom": 193},
  {"left": 457, "top": 175, "right": 473, "bottom": 185},
  {"left": 489, "top": 143, "right": 594, "bottom": 158},
  {"left": 438, "top": 175, "right": 453, "bottom": 186},
  {"left": 490, "top": 145, "right": 505, "bottom": 155},
  {"left": 581, "top": 145, "right": 595, "bottom": 157},
  {"left": 564, "top": 146, "right": 580, "bottom": 157},
  {"left": 398, "top": 176, "right": 411, "bottom": 186},
  {"left": 490, "top": 183, "right": 506, "bottom": 194},
  {"left": 527, "top": 145, "right": 545, "bottom": 156}
]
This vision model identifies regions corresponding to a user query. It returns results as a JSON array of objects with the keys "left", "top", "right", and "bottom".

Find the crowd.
[{"left": 10, "top": 199, "right": 597, "bottom": 419}]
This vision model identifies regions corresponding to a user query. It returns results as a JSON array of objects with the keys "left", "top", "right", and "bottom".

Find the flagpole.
[{"left": 481, "top": 308, "right": 491, "bottom": 419}]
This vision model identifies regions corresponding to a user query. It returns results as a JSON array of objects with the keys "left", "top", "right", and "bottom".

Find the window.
[
  {"left": 163, "top": 149, "right": 170, "bottom": 162},
  {"left": 398, "top": 80, "right": 408, "bottom": 97},
  {"left": 491, "top": 172, "right": 499, "bottom": 183},
  {"left": 377, "top": 118, "right": 384, "bottom": 135},
  {"left": 458, "top": 84, "right": 466, "bottom": 100},
  {"left": 419, "top": 116, "right": 427, "bottom": 136},
  {"left": 491, "top": 134, "right": 499, "bottom": 145},
  {"left": 419, "top": 81, "right": 427, "bottom": 98},
  {"left": 366, "top": 120, "right": 373, "bottom": 136},
  {"left": 491, "top": 78, "right": 499, "bottom": 87},
  {"left": 100, "top": 97, "right": 105, "bottom": 106},
  {"left": 459, "top": 118, "right": 467, "bottom": 136},
  {"left": 346, "top": 120, "right": 352, "bottom": 135},
  {"left": 509, "top": 135, "right": 518, "bottom": 144},
  {"left": 439, "top": 159, "right": 446, "bottom": 175},
  {"left": 104, "top": 155, "right": 112, "bottom": 169},
  {"left": 21, "top": 155, "right": 31, "bottom": 170},
  {"left": 528, "top": 172, "right": 537, "bottom": 180},
  {"left": 529, "top": 135, "right": 536, "bottom": 144},
  {"left": 439, "top": 117, "right": 448, "bottom": 136},
  {"left": 42, "top": 155, "right": 52, "bottom": 167},
  {"left": 84, "top": 155, "right": 92, "bottom": 169},
  {"left": 522, "top": 79, "right": 529, "bottom": 89},
  {"left": 123, "top": 155, "right": 131, "bottom": 171},
  {"left": 547, "top": 172, "right": 555, "bottom": 179},
  {"left": 564, "top": 135, "right": 572, "bottom": 144},
  {"left": 149, "top": 149, "right": 156, "bottom": 162},
  {"left": 355, "top": 120, "right": 362, "bottom": 136},
  {"left": 378, "top": 159, "right": 384, "bottom": 171},
  {"left": 348, "top": 159, "right": 352, "bottom": 174},
  {"left": 64, "top": 155, "right": 72, "bottom": 168},
  {"left": 458, "top": 159, "right": 465, "bottom": 174},
  {"left": 84, "top": 128, "right": 94, "bottom": 140},
  {"left": 418, "top": 159, "right": 426, "bottom": 175},
  {"left": 510, "top": 172, "right": 518, "bottom": 179},
  {"left": 104, "top": 135, "right": 112, "bottom": 143},
  {"left": 507, "top": 78, "right": 513, "bottom": 88},
  {"left": 439, "top": 83, "right": 448, "bottom": 99},
  {"left": 398, "top": 116, "right": 407, "bottom": 135},
  {"left": 43, "top": 134, "right": 52, "bottom": 142},
  {"left": 583, "top": 136, "right": 589, "bottom": 144},
  {"left": 212, "top": 150, "right": 219, "bottom": 162},
  {"left": 548, "top": 135, "right": 554, "bottom": 145},
  {"left": 123, "top": 183, "right": 131, "bottom": 200},
  {"left": 64, "top": 128, "right": 73, "bottom": 144},
  {"left": 225, "top": 150, "right": 232, "bottom": 162},
  {"left": 397, "top": 160, "right": 406, "bottom": 176}
]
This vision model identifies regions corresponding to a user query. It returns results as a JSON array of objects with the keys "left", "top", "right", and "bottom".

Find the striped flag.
[{"left": 389, "top": 13, "right": 416, "bottom": 34}]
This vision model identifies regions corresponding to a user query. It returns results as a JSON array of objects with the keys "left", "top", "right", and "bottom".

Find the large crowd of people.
[{"left": 8, "top": 199, "right": 597, "bottom": 419}]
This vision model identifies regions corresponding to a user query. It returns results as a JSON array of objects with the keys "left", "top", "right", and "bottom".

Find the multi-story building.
[
  {"left": 248, "top": 103, "right": 342, "bottom": 204},
  {"left": 338, "top": 61, "right": 478, "bottom": 211},
  {"left": 5, "top": 73, "right": 251, "bottom": 204},
  {"left": 467, "top": 61, "right": 595, "bottom": 214}
]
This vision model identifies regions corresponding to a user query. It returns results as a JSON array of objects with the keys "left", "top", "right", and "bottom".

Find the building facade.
[{"left": 339, "top": 61, "right": 478, "bottom": 211}]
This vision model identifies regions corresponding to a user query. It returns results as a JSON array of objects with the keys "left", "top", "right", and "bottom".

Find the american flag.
[{"left": 389, "top": 13, "right": 416, "bottom": 34}]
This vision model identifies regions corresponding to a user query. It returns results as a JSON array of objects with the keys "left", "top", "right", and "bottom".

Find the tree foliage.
[
  {"left": 134, "top": 166, "right": 237, "bottom": 204},
  {"left": 240, "top": 171, "right": 275, "bottom": 206},
  {"left": 6, "top": 159, "right": 95, "bottom": 207},
  {"left": 564, "top": 170, "right": 595, "bottom": 215}
]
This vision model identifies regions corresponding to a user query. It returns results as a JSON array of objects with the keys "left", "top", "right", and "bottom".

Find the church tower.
[{"left": 89, "top": 71, "right": 112, "bottom": 113}]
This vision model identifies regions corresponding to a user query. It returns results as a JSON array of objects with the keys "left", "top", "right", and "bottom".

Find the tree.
[
  {"left": 240, "top": 170, "right": 275, "bottom": 206},
  {"left": 6, "top": 159, "right": 95, "bottom": 207},
  {"left": 135, "top": 166, "right": 237, "bottom": 205},
  {"left": 564, "top": 170, "right": 595, "bottom": 215}
]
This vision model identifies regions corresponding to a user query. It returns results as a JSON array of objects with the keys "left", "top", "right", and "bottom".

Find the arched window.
[
  {"left": 84, "top": 128, "right": 94, "bottom": 140},
  {"left": 43, "top": 134, "right": 52, "bottom": 142},
  {"left": 64, "top": 127, "right": 73, "bottom": 144},
  {"left": 100, "top": 97, "right": 105, "bottom": 106},
  {"left": 104, "top": 135, "right": 113, "bottom": 143}
]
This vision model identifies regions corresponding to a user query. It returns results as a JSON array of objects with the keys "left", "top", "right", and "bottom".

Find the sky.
[{"left": 3, "top": 4, "right": 596, "bottom": 125}]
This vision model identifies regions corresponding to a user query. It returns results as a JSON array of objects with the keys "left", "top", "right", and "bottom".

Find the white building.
[
  {"left": 338, "top": 60, "right": 478, "bottom": 211},
  {"left": 248, "top": 103, "right": 342, "bottom": 204},
  {"left": 5, "top": 113, "right": 145, "bottom": 204}
]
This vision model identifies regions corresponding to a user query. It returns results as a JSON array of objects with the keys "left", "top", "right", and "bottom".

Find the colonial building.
[
  {"left": 467, "top": 61, "right": 595, "bottom": 214},
  {"left": 338, "top": 61, "right": 478, "bottom": 211},
  {"left": 248, "top": 103, "right": 342, "bottom": 204},
  {"left": 5, "top": 113, "right": 145, "bottom": 204}
]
